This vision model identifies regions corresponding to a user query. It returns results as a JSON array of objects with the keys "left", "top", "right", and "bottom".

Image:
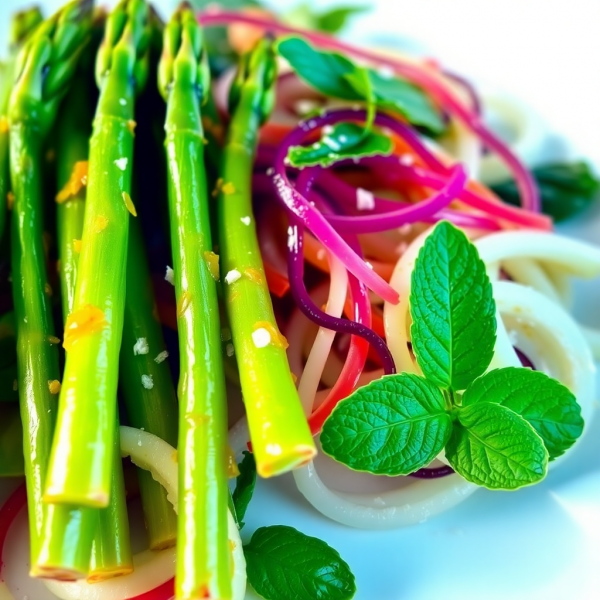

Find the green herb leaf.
[
  {"left": 410, "top": 221, "right": 496, "bottom": 391},
  {"left": 232, "top": 451, "right": 256, "bottom": 528},
  {"left": 288, "top": 122, "right": 393, "bottom": 168},
  {"left": 343, "top": 67, "right": 375, "bottom": 130},
  {"left": 281, "top": 3, "right": 368, "bottom": 35},
  {"left": 368, "top": 69, "right": 445, "bottom": 135},
  {"left": 277, "top": 36, "right": 445, "bottom": 134},
  {"left": 321, "top": 373, "right": 452, "bottom": 475},
  {"left": 244, "top": 525, "right": 356, "bottom": 600},
  {"left": 277, "top": 36, "right": 361, "bottom": 101},
  {"left": 446, "top": 402, "right": 548, "bottom": 490},
  {"left": 316, "top": 5, "right": 369, "bottom": 33},
  {"left": 490, "top": 161, "right": 600, "bottom": 222},
  {"left": 462, "top": 367, "right": 584, "bottom": 460}
]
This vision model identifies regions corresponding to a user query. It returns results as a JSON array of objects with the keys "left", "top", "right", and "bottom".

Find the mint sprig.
[
  {"left": 230, "top": 452, "right": 357, "bottom": 599},
  {"left": 276, "top": 36, "right": 445, "bottom": 135},
  {"left": 321, "top": 221, "right": 584, "bottom": 490},
  {"left": 245, "top": 526, "right": 356, "bottom": 600}
]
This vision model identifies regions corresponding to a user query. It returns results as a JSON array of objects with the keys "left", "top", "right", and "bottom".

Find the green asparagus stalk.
[
  {"left": 0, "top": 7, "right": 44, "bottom": 242},
  {"left": 0, "top": 403, "right": 24, "bottom": 476},
  {"left": 159, "top": 6, "right": 231, "bottom": 598},
  {"left": 218, "top": 39, "right": 316, "bottom": 478},
  {"left": 46, "top": 0, "right": 151, "bottom": 507},
  {"left": 8, "top": 0, "right": 92, "bottom": 568},
  {"left": 88, "top": 417, "right": 133, "bottom": 581},
  {"left": 35, "top": 57, "right": 131, "bottom": 580},
  {"left": 120, "top": 218, "right": 178, "bottom": 550}
]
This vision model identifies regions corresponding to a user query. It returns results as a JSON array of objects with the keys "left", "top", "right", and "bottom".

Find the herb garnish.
[
  {"left": 490, "top": 161, "right": 600, "bottom": 222},
  {"left": 231, "top": 452, "right": 357, "bottom": 600},
  {"left": 321, "top": 221, "right": 584, "bottom": 490},
  {"left": 277, "top": 36, "right": 445, "bottom": 135},
  {"left": 287, "top": 122, "right": 393, "bottom": 168}
]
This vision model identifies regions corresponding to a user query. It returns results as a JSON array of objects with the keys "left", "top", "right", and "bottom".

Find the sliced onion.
[
  {"left": 45, "top": 427, "right": 246, "bottom": 600},
  {"left": 475, "top": 231, "right": 600, "bottom": 278}
]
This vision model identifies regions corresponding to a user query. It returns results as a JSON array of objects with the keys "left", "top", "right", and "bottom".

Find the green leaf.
[
  {"left": 368, "top": 69, "right": 445, "bottom": 135},
  {"left": 410, "top": 221, "right": 496, "bottom": 391},
  {"left": 277, "top": 36, "right": 361, "bottom": 101},
  {"left": 316, "top": 6, "right": 370, "bottom": 34},
  {"left": 490, "top": 161, "right": 600, "bottom": 222},
  {"left": 462, "top": 367, "right": 584, "bottom": 460},
  {"left": 320, "top": 373, "right": 452, "bottom": 475},
  {"left": 277, "top": 36, "right": 445, "bottom": 134},
  {"left": 287, "top": 122, "right": 393, "bottom": 168},
  {"left": 343, "top": 67, "right": 375, "bottom": 130},
  {"left": 232, "top": 451, "right": 256, "bottom": 528},
  {"left": 446, "top": 402, "right": 548, "bottom": 490},
  {"left": 244, "top": 525, "right": 356, "bottom": 600}
]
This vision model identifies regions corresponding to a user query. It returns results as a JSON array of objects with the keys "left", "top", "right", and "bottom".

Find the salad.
[{"left": 0, "top": 1, "right": 599, "bottom": 600}]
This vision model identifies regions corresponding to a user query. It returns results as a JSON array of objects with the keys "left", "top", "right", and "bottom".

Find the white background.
[{"left": 2, "top": 0, "right": 600, "bottom": 168}]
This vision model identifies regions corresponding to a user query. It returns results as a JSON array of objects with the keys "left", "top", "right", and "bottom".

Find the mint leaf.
[
  {"left": 343, "top": 67, "right": 375, "bottom": 130},
  {"left": 277, "top": 36, "right": 445, "bottom": 134},
  {"left": 410, "top": 221, "right": 496, "bottom": 391},
  {"left": 446, "top": 402, "right": 548, "bottom": 490},
  {"left": 316, "top": 6, "right": 369, "bottom": 33},
  {"left": 245, "top": 525, "right": 356, "bottom": 600},
  {"left": 490, "top": 161, "right": 600, "bottom": 222},
  {"left": 277, "top": 37, "right": 361, "bottom": 101},
  {"left": 368, "top": 70, "right": 445, "bottom": 135},
  {"left": 288, "top": 122, "right": 393, "bottom": 168},
  {"left": 232, "top": 451, "right": 256, "bottom": 528},
  {"left": 321, "top": 373, "right": 452, "bottom": 475},
  {"left": 462, "top": 367, "right": 584, "bottom": 460}
]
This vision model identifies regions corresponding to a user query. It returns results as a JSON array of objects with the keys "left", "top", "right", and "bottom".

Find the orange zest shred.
[
  {"left": 203, "top": 251, "right": 220, "bottom": 281},
  {"left": 55, "top": 161, "right": 88, "bottom": 204},
  {"left": 72, "top": 239, "right": 82, "bottom": 253},
  {"left": 177, "top": 291, "right": 192, "bottom": 317},
  {"left": 253, "top": 321, "right": 289, "bottom": 349},
  {"left": 227, "top": 445, "right": 240, "bottom": 478},
  {"left": 212, "top": 178, "right": 223, "bottom": 198},
  {"left": 221, "top": 181, "right": 236, "bottom": 195},
  {"left": 127, "top": 119, "right": 137, "bottom": 135},
  {"left": 243, "top": 267, "right": 263, "bottom": 284},
  {"left": 48, "top": 380, "right": 61, "bottom": 394},
  {"left": 93, "top": 215, "right": 109, "bottom": 233},
  {"left": 44, "top": 282, "right": 53, "bottom": 297},
  {"left": 6, "top": 191, "right": 14, "bottom": 211},
  {"left": 122, "top": 191, "right": 137, "bottom": 216},
  {"left": 63, "top": 304, "right": 107, "bottom": 351}
]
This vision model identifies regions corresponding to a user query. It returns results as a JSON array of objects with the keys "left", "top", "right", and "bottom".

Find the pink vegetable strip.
[{"left": 198, "top": 8, "right": 541, "bottom": 213}]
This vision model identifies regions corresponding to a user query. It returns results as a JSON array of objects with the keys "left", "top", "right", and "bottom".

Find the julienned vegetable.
[
  {"left": 8, "top": 0, "right": 92, "bottom": 571},
  {"left": 218, "top": 38, "right": 316, "bottom": 478},
  {"left": 159, "top": 6, "right": 231, "bottom": 599},
  {"left": 0, "top": 3, "right": 598, "bottom": 600},
  {"left": 46, "top": 0, "right": 151, "bottom": 507}
]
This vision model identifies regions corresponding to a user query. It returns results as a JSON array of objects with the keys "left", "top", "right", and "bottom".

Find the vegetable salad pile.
[{"left": 1, "top": 1, "right": 599, "bottom": 600}]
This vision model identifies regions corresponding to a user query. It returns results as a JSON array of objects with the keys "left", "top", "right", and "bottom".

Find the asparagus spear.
[
  {"left": 218, "top": 39, "right": 316, "bottom": 477},
  {"left": 8, "top": 0, "right": 92, "bottom": 569},
  {"left": 0, "top": 7, "right": 44, "bottom": 243},
  {"left": 0, "top": 311, "right": 18, "bottom": 403},
  {"left": 158, "top": 6, "right": 231, "bottom": 598},
  {"left": 46, "top": 0, "right": 151, "bottom": 507},
  {"left": 120, "top": 218, "right": 178, "bottom": 550},
  {"left": 39, "top": 56, "right": 132, "bottom": 581}
]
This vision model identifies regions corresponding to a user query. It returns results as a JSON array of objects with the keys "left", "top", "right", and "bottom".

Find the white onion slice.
[
  {"left": 45, "top": 427, "right": 246, "bottom": 600},
  {"left": 475, "top": 231, "right": 600, "bottom": 278}
]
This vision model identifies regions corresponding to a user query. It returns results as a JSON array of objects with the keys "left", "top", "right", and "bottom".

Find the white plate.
[{"left": 2, "top": 1, "right": 600, "bottom": 599}]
